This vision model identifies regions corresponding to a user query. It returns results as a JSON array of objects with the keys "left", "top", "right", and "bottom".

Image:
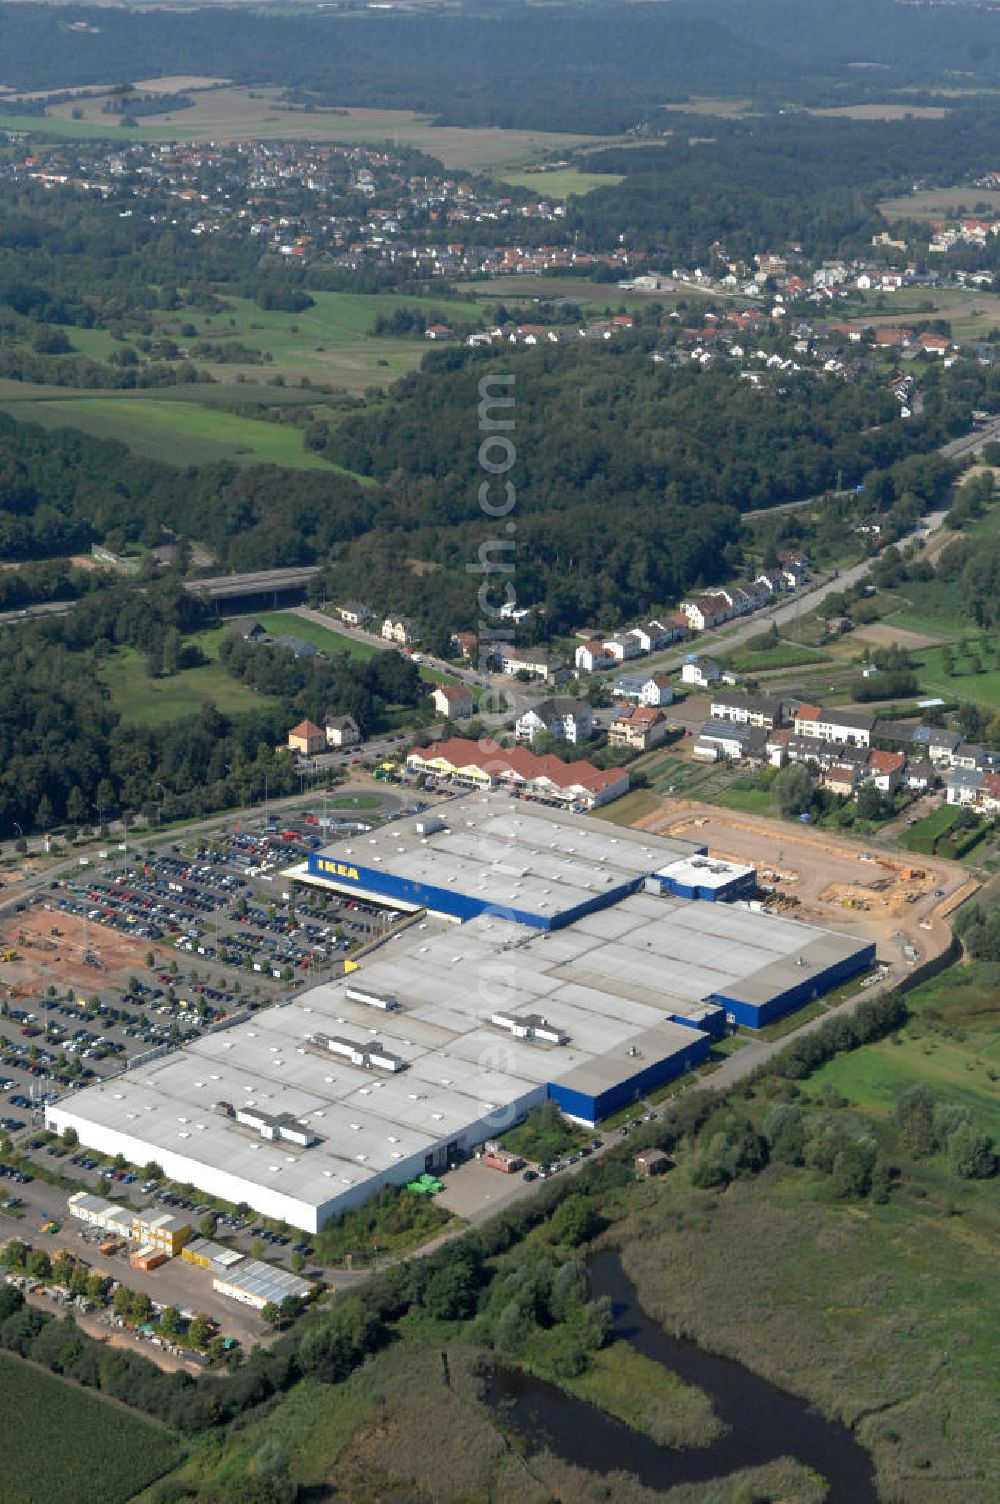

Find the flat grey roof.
[{"left": 304, "top": 789, "right": 703, "bottom": 921}]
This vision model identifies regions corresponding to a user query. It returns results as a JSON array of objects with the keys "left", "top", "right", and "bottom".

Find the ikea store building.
[{"left": 48, "top": 794, "right": 874, "bottom": 1230}]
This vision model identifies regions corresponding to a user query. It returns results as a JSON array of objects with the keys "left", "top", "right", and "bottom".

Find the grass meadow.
[
  {"left": 99, "top": 635, "right": 278, "bottom": 727},
  {"left": 254, "top": 611, "right": 385, "bottom": 663}
]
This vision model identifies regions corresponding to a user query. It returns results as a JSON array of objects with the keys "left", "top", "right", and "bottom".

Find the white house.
[
  {"left": 500, "top": 647, "right": 566, "bottom": 683},
  {"left": 432, "top": 683, "right": 474, "bottom": 720},
  {"left": 336, "top": 601, "right": 372, "bottom": 628},
  {"left": 681, "top": 657, "right": 722, "bottom": 688},
  {"left": 575, "top": 639, "right": 615, "bottom": 674},
  {"left": 680, "top": 595, "right": 732, "bottom": 632},
  {"left": 382, "top": 615, "right": 422, "bottom": 646},
  {"left": 640, "top": 674, "right": 673, "bottom": 708},
  {"left": 325, "top": 714, "right": 361, "bottom": 748},
  {"left": 603, "top": 635, "right": 643, "bottom": 663},
  {"left": 515, "top": 697, "right": 593, "bottom": 745},
  {"left": 946, "top": 768, "right": 983, "bottom": 806},
  {"left": 792, "top": 704, "right": 873, "bottom": 748}
]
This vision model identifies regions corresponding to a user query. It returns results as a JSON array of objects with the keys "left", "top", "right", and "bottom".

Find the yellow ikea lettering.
[{"left": 319, "top": 858, "right": 359, "bottom": 880}]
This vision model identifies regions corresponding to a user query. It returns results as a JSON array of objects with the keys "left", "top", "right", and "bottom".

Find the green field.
[
  {"left": 498, "top": 167, "right": 624, "bottom": 197},
  {"left": 913, "top": 640, "right": 1000, "bottom": 710},
  {"left": 0, "top": 1353, "right": 181, "bottom": 1504},
  {"left": 590, "top": 789, "right": 661, "bottom": 825},
  {"left": 100, "top": 638, "right": 278, "bottom": 727},
  {"left": 254, "top": 610, "right": 385, "bottom": 663},
  {"left": 808, "top": 962, "right": 1000, "bottom": 1139},
  {"left": 2, "top": 396, "right": 338, "bottom": 470}
]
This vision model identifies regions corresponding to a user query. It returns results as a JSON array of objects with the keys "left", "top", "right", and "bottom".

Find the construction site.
[
  {"left": 635, "top": 803, "right": 975, "bottom": 976},
  {"left": 0, "top": 907, "right": 166, "bottom": 996}
]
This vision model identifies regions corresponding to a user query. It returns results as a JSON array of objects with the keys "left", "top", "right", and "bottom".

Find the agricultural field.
[
  {"left": 0, "top": 1354, "right": 181, "bottom": 1504},
  {"left": 847, "top": 286, "right": 1000, "bottom": 342},
  {"left": 11, "top": 85, "right": 608, "bottom": 169},
  {"left": 879, "top": 187, "right": 1000, "bottom": 221},
  {"left": 810, "top": 102, "right": 950, "bottom": 120},
  {"left": 498, "top": 167, "right": 624, "bottom": 197},
  {"left": 99, "top": 637, "right": 278, "bottom": 727}
]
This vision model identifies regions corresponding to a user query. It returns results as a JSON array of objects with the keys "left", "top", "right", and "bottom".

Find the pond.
[{"left": 484, "top": 1249, "right": 878, "bottom": 1503}]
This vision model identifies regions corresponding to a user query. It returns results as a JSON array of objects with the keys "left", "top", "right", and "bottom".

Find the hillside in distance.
[{"left": 3, "top": 0, "right": 1000, "bottom": 132}]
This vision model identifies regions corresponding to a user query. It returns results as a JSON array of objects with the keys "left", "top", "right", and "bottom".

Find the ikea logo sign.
[{"left": 317, "top": 858, "right": 360, "bottom": 881}]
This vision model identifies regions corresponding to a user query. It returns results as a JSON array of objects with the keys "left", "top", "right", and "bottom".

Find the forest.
[{"left": 3, "top": 1, "right": 1000, "bottom": 131}]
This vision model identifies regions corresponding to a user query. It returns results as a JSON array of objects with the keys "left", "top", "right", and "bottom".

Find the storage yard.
[{"left": 47, "top": 793, "right": 877, "bottom": 1230}]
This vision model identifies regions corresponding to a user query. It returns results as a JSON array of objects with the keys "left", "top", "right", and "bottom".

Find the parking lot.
[{"left": 0, "top": 805, "right": 422, "bottom": 1177}]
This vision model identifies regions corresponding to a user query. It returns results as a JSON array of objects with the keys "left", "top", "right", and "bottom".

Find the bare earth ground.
[
  {"left": 634, "top": 801, "right": 972, "bottom": 973},
  {"left": 849, "top": 622, "right": 945, "bottom": 650},
  {"left": 1, "top": 907, "right": 176, "bottom": 994}
]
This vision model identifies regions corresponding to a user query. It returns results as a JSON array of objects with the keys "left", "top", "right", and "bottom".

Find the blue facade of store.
[
  {"left": 307, "top": 851, "right": 644, "bottom": 930},
  {"left": 547, "top": 1031, "right": 712, "bottom": 1124},
  {"left": 711, "top": 939, "right": 877, "bottom": 1029}
]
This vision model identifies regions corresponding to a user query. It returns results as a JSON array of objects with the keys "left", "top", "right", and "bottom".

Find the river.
[{"left": 484, "top": 1249, "right": 878, "bottom": 1503}]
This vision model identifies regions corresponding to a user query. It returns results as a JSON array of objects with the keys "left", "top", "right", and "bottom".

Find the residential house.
[
  {"left": 628, "top": 619, "right": 680, "bottom": 653},
  {"left": 382, "top": 615, "right": 423, "bottom": 646},
  {"left": 823, "top": 763, "right": 862, "bottom": 798},
  {"left": 755, "top": 568, "right": 788, "bottom": 595},
  {"left": 603, "top": 634, "right": 643, "bottom": 662},
  {"left": 451, "top": 630, "right": 478, "bottom": 659},
  {"left": 946, "top": 767, "right": 983, "bottom": 806},
  {"left": 424, "top": 323, "right": 451, "bottom": 340},
  {"left": 681, "top": 657, "right": 722, "bottom": 688},
  {"left": 612, "top": 674, "right": 648, "bottom": 702},
  {"left": 709, "top": 692, "right": 785, "bottom": 731},
  {"left": 905, "top": 759, "right": 935, "bottom": 792},
  {"left": 793, "top": 704, "right": 873, "bottom": 748},
  {"left": 500, "top": 646, "right": 568, "bottom": 684},
  {"left": 867, "top": 748, "right": 906, "bottom": 794},
  {"left": 928, "top": 729, "right": 962, "bottom": 765},
  {"left": 229, "top": 618, "right": 270, "bottom": 644},
  {"left": 432, "top": 683, "right": 474, "bottom": 720},
  {"left": 287, "top": 719, "right": 326, "bottom": 757},
  {"left": 276, "top": 635, "right": 323, "bottom": 661},
  {"left": 765, "top": 729, "right": 792, "bottom": 767},
  {"left": 515, "top": 696, "right": 593, "bottom": 745},
  {"left": 325, "top": 714, "right": 361, "bottom": 748},
  {"left": 978, "top": 771, "right": 1000, "bottom": 813},
  {"left": 954, "top": 742, "right": 985, "bottom": 771},
  {"left": 335, "top": 601, "right": 372, "bottom": 628},
  {"left": 693, "top": 719, "right": 767, "bottom": 762},
  {"left": 575, "top": 639, "right": 615, "bottom": 674},
  {"left": 608, "top": 705, "right": 669, "bottom": 753},
  {"left": 680, "top": 594, "right": 732, "bottom": 632},
  {"left": 640, "top": 673, "right": 674, "bottom": 708},
  {"left": 785, "top": 736, "right": 869, "bottom": 773}
]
